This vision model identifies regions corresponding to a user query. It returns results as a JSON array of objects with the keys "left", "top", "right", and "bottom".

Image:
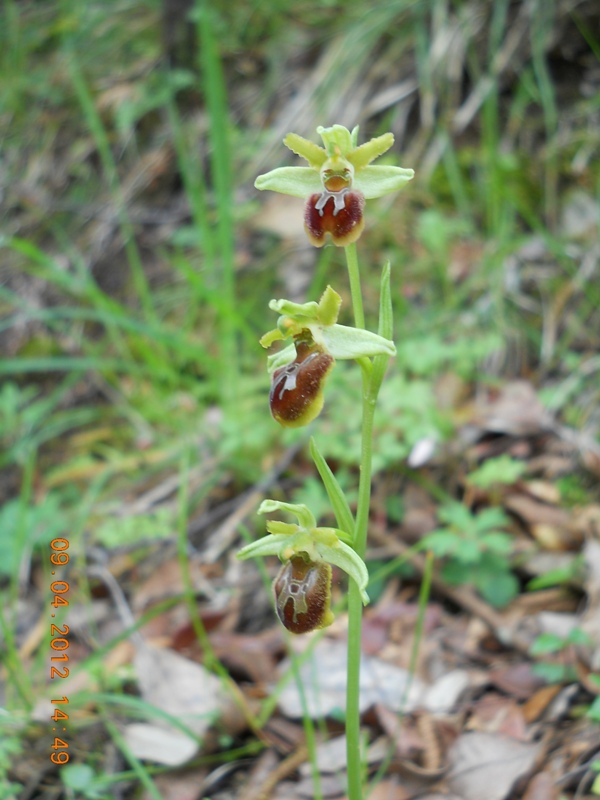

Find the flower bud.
[
  {"left": 269, "top": 341, "right": 334, "bottom": 428},
  {"left": 304, "top": 190, "right": 365, "bottom": 247},
  {"left": 273, "top": 555, "right": 333, "bottom": 634}
]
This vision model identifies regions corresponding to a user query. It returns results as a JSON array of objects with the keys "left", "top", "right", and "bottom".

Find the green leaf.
[
  {"left": 474, "top": 507, "right": 510, "bottom": 531},
  {"left": 529, "top": 632, "right": 565, "bottom": 655},
  {"left": 370, "top": 261, "right": 394, "bottom": 397},
  {"left": 587, "top": 695, "right": 600, "bottom": 722},
  {"left": 480, "top": 531, "right": 513, "bottom": 555},
  {"left": 532, "top": 662, "right": 570, "bottom": 684},
  {"left": 468, "top": 455, "right": 526, "bottom": 488},
  {"left": 422, "top": 530, "right": 459, "bottom": 557},
  {"left": 475, "top": 568, "right": 518, "bottom": 608},
  {"left": 309, "top": 437, "right": 354, "bottom": 536}
]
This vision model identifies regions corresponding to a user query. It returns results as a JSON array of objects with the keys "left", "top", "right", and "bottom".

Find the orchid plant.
[{"left": 238, "top": 124, "right": 414, "bottom": 800}]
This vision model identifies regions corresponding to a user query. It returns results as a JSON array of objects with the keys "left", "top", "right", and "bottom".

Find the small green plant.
[
  {"left": 530, "top": 627, "right": 593, "bottom": 684},
  {"left": 422, "top": 502, "right": 518, "bottom": 607},
  {"left": 467, "top": 455, "right": 527, "bottom": 489},
  {"left": 587, "top": 675, "right": 600, "bottom": 724},
  {"left": 237, "top": 124, "right": 414, "bottom": 800},
  {"left": 61, "top": 764, "right": 110, "bottom": 800},
  {"left": 0, "top": 732, "right": 23, "bottom": 800}
]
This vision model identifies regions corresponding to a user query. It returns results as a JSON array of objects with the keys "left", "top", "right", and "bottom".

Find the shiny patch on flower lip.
[
  {"left": 273, "top": 555, "right": 334, "bottom": 634},
  {"left": 304, "top": 191, "right": 365, "bottom": 248},
  {"left": 269, "top": 342, "right": 334, "bottom": 428},
  {"left": 315, "top": 188, "right": 348, "bottom": 216},
  {"left": 322, "top": 172, "right": 352, "bottom": 193}
]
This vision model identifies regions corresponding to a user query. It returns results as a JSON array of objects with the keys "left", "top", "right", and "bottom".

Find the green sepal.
[
  {"left": 284, "top": 132, "right": 327, "bottom": 168},
  {"left": 315, "top": 539, "right": 370, "bottom": 605},
  {"left": 266, "top": 521, "right": 299, "bottom": 536},
  {"left": 317, "top": 124, "right": 353, "bottom": 157},
  {"left": 317, "top": 324, "right": 395, "bottom": 359},
  {"left": 258, "top": 499, "right": 316, "bottom": 529},
  {"left": 310, "top": 437, "right": 355, "bottom": 536},
  {"left": 254, "top": 166, "right": 322, "bottom": 197},
  {"left": 354, "top": 165, "right": 415, "bottom": 199}
]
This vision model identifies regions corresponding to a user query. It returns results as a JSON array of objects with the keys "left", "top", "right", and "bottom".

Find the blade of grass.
[{"left": 195, "top": 2, "right": 238, "bottom": 410}]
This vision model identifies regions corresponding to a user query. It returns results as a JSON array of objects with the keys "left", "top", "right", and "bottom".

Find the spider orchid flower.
[
  {"left": 255, "top": 124, "right": 414, "bottom": 246},
  {"left": 237, "top": 500, "right": 369, "bottom": 633},
  {"left": 260, "top": 286, "right": 395, "bottom": 427}
]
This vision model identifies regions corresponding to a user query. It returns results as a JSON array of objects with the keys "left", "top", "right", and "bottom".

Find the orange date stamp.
[{"left": 49, "top": 537, "right": 70, "bottom": 765}]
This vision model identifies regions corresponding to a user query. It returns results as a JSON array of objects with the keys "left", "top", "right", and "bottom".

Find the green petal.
[
  {"left": 314, "top": 323, "right": 396, "bottom": 359},
  {"left": 255, "top": 166, "right": 322, "bottom": 197},
  {"left": 347, "top": 133, "right": 394, "bottom": 169},
  {"left": 353, "top": 165, "right": 415, "bottom": 199},
  {"left": 315, "top": 540, "right": 370, "bottom": 604},
  {"left": 266, "top": 521, "right": 299, "bottom": 535},
  {"left": 237, "top": 533, "right": 293, "bottom": 560},
  {"left": 284, "top": 133, "right": 327, "bottom": 168},
  {"left": 260, "top": 328, "right": 285, "bottom": 348},
  {"left": 258, "top": 500, "right": 317, "bottom": 529}
]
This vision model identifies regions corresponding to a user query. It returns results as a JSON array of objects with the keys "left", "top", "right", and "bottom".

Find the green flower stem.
[
  {"left": 346, "top": 386, "right": 377, "bottom": 800},
  {"left": 345, "top": 243, "right": 365, "bottom": 330},
  {"left": 344, "top": 243, "right": 380, "bottom": 800}
]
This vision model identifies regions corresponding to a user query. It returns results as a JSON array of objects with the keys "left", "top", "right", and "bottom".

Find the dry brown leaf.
[
  {"left": 488, "top": 663, "right": 546, "bottom": 700},
  {"left": 467, "top": 693, "right": 527, "bottom": 740},
  {"left": 276, "top": 640, "right": 426, "bottom": 719},
  {"left": 422, "top": 670, "right": 470, "bottom": 714},
  {"left": 474, "top": 381, "right": 553, "bottom": 436},
  {"left": 123, "top": 644, "right": 231, "bottom": 765},
  {"left": 298, "top": 735, "right": 348, "bottom": 775},
  {"left": 522, "top": 685, "right": 563, "bottom": 723},
  {"left": 252, "top": 194, "right": 306, "bottom": 238},
  {"left": 364, "top": 779, "right": 412, "bottom": 800},
  {"left": 142, "top": 769, "right": 208, "bottom": 800},
  {"left": 448, "top": 731, "right": 542, "bottom": 800},
  {"left": 521, "top": 771, "right": 560, "bottom": 800},
  {"left": 580, "top": 538, "right": 600, "bottom": 668},
  {"left": 504, "top": 493, "right": 575, "bottom": 550},
  {"left": 208, "top": 630, "right": 281, "bottom": 684}
]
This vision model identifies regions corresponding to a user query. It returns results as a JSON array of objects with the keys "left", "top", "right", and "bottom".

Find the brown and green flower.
[{"left": 255, "top": 124, "right": 414, "bottom": 246}]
